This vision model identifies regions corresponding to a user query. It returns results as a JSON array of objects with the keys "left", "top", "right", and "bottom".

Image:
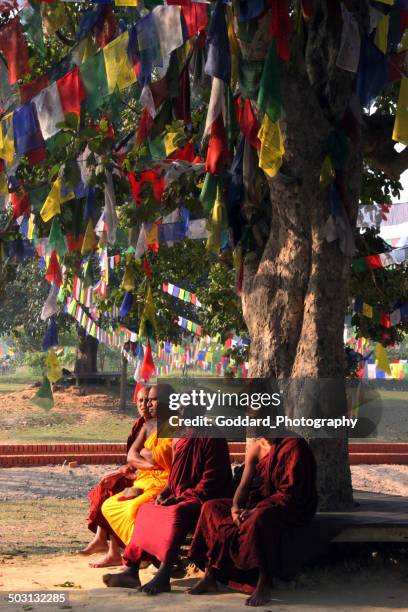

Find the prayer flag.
[
  {"left": 13, "top": 102, "right": 45, "bottom": 156},
  {"left": 11, "top": 191, "right": 30, "bottom": 219},
  {"left": 205, "top": 0, "right": 231, "bottom": 83},
  {"left": 33, "top": 82, "right": 65, "bottom": 140},
  {"left": 258, "top": 115, "right": 284, "bottom": 177},
  {"left": 206, "top": 115, "right": 228, "bottom": 175},
  {"left": 140, "top": 342, "right": 156, "bottom": 381},
  {"left": 81, "top": 219, "right": 98, "bottom": 255},
  {"left": 0, "top": 113, "right": 14, "bottom": 162},
  {"left": 45, "top": 251, "right": 63, "bottom": 287},
  {"left": 48, "top": 216, "right": 67, "bottom": 256},
  {"left": 103, "top": 31, "right": 137, "bottom": 93},
  {"left": 139, "top": 284, "right": 158, "bottom": 341},
  {"left": 152, "top": 5, "right": 184, "bottom": 58},
  {"left": 56, "top": 68, "right": 86, "bottom": 117},
  {"left": 257, "top": 40, "right": 282, "bottom": 122},
  {"left": 80, "top": 51, "right": 109, "bottom": 115},
  {"left": 0, "top": 18, "right": 31, "bottom": 84},
  {"left": 41, "top": 179, "right": 74, "bottom": 223},
  {"left": 46, "top": 348, "right": 62, "bottom": 385},
  {"left": 393, "top": 76, "right": 408, "bottom": 145},
  {"left": 31, "top": 376, "right": 54, "bottom": 410}
]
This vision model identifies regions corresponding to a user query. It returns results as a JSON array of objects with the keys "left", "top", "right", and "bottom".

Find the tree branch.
[{"left": 362, "top": 114, "right": 408, "bottom": 179}]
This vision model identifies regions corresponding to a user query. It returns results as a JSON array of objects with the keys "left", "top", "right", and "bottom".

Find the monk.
[
  {"left": 188, "top": 437, "right": 317, "bottom": 607},
  {"left": 102, "top": 436, "right": 233, "bottom": 594},
  {"left": 79, "top": 385, "right": 151, "bottom": 560},
  {"left": 98, "top": 385, "right": 173, "bottom": 566}
]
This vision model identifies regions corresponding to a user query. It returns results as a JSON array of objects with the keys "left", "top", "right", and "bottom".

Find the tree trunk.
[
  {"left": 120, "top": 354, "right": 128, "bottom": 411},
  {"left": 238, "top": 6, "right": 363, "bottom": 510},
  {"left": 74, "top": 327, "right": 98, "bottom": 375}
]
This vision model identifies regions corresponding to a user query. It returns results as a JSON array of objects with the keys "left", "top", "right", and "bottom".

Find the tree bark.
[
  {"left": 237, "top": 3, "right": 364, "bottom": 510},
  {"left": 74, "top": 327, "right": 98, "bottom": 376}
]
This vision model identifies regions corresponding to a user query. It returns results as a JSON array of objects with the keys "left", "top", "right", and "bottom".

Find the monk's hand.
[
  {"left": 238, "top": 508, "right": 255, "bottom": 524},
  {"left": 118, "top": 487, "right": 142, "bottom": 500},
  {"left": 231, "top": 507, "right": 243, "bottom": 526}
]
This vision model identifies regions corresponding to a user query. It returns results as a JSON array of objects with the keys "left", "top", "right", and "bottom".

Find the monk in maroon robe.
[
  {"left": 187, "top": 437, "right": 317, "bottom": 607},
  {"left": 78, "top": 386, "right": 151, "bottom": 559},
  {"left": 102, "top": 436, "right": 233, "bottom": 594}
]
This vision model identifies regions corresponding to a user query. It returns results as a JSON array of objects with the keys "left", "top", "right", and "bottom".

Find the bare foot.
[
  {"left": 245, "top": 583, "right": 273, "bottom": 606},
  {"left": 103, "top": 569, "right": 141, "bottom": 588},
  {"left": 89, "top": 552, "right": 123, "bottom": 568},
  {"left": 141, "top": 576, "right": 171, "bottom": 596},
  {"left": 78, "top": 541, "right": 108, "bottom": 556},
  {"left": 186, "top": 573, "right": 218, "bottom": 595}
]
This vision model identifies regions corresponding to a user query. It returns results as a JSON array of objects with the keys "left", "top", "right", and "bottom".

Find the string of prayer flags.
[
  {"left": 353, "top": 298, "right": 408, "bottom": 328},
  {"left": 177, "top": 316, "right": 202, "bottom": 336},
  {"left": 162, "top": 283, "right": 202, "bottom": 307},
  {"left": 352, "top": 246, "right": 408, "bottom": 272}
]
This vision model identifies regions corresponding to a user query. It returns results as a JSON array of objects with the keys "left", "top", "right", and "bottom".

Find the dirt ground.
[{"left": 0, "top": 465, "right": 407, "bottom": 611}]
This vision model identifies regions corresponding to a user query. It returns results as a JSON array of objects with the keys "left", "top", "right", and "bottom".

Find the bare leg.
[
  {"left": 103, "top": 565, "right": 141, "bottom": 589},
  {"left": 141, "top": 562, "right": 171, "bottom": 595},
  {"left": 186, "top": 567, "right": 218, "bottom": 595},
  {"left": 78, "top": 527, "right": 108, "bottom": 555},
  {"left": 245, "top": 571, "right": 273, "bottom": 607},
  {"left": 89, "top": 535, "right": 122, "bottom": 568}
]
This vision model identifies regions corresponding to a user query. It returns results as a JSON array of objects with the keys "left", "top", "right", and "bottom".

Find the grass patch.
[{"left": 0, "top": 498, "right": 89, "bottom": 557}]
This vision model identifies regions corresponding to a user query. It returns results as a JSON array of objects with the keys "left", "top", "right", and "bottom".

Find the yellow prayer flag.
[
  {"left": 27, "top": 215, "right": 35, "bottom": 240},
  {"left": 103, "top": 31, "right": 136, "bottom": 94},
  {"left": 163, "top": 132, "right": 180, "bottom": 157},
  {"left": 374, "top": 14, "right": 389, "bottom": 54},
  {"left": 376, "top": 0, "right": 394, "bottom": 4},
  {"left": 0, "top": 172, "right": 7, "bottom": 194},
  {"left": 226, "top": 6, "right": 238, "bottom": 89},
  {"left": 115, "top": 0, "right": 140, "bottom": 5},
  {"left": 178, "top": 289, "right": 185, "bottom": 300},
  {"left": 375, "top": 342, "right": 391, "bottom": 375},
  {"left": 41, "top": 179, "right": 75, "bottom": 223},
  {"left": 0, "top": 113, "right": 15, "bottom": 163},
  {"left": 81, "top": 219, "right": 98, "bottom": 255},
  {"left": 46, "top": 348, "right": 62, "bottom": 385},
  {"left": 362, "top": 303, "right": 373, "bottom": 318},
  {"left": 320, "top": 155, "right": 335, "bottom": 189},
  {"left": 139, "top": 284, "right": 158, "bottom": 339},
  {"left": 206, "top": 186, "right": 223, "bottom": 254},
  {"left": 122, "top": 264, "right": 135, "bottom": 291},
  {"left": 146, "top": 223, "right": 159, "bottom": 249},
  {"left": 392, "top": 76, "right": 408, "bottom": 145},
  {"left": 258, "top": 115, "right": 285, "bottom": 178}
]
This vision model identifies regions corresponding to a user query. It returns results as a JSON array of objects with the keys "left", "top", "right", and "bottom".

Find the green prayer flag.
[
  {"left": 148, "top": 137, "right": 166, "bottom": 162},
  {"left": 80, "top": 51, "right": 109, "bottom": 116},
  {"left": 238, "top": 56, "right": 264, "bottom": 99},
  {"left": 48, "top": 216, "right": 67, "bottom": 256},
  {"left": 352, "top": 258, "right": 369, "bottom": 274},
  {"left": 257, "top": 39, "right": 282, "bottom": 122},
  {"left": 21, "top": 3, "right": 45, "bottom": 56},
  {"left": 31, "top": 377, "right": 54, "bottom": 410},
  {"left": 200, "top": 173, "right": 219, "bottom": 214}
]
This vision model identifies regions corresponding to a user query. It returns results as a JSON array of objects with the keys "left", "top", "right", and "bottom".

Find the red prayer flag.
[
  {"left": 168, "top": 142, "right": 195, "bottom": 162},
  {"left": 380, "top": 312, "right": 391, "bottom": 328},
  {"left": 11, "top": 191, "right": 30, "bottom": 218},
  {"left": 0, "top": 17, "right": 31, "bottom": 84},
  {"left": 205, "top": 115, "right": 228, "bottom": 175},
  {"left": 57, "top": 68, "right": 86, "bottom": 117},
  {"left": 142, "top": 255, "right": 153, "bottom": 279},
  {"left": 182, "top": 2, "right": 208, "bottom": 38},
  {"left": 45, "top": 251, "right": 63, "bottom": 287},
  {"left": 269, "top": 0, "right": 293, "bottom": 62},
  {"left": 140, "top": 342, "right": 156, "bottom": 381},
  {"left": 136, "top": 108, "right": 154, "bottom": 145},
  {"left": 26, "top": 148, "right": 47, "bottom": 166},
  {"left": 236, "top": 97, "right": 261, "bottom": 150},
  {"left": 366, "top": 255, "right": 383, "bottom": 270},
  {"left": 20, "top": 74, "right": 49, "bottom": 104},
  {"left": 132, "top": 381, "right": 144, "bottom": 403},
  {"left": 66, "top": 233, "right": 84, "bottom": 252},
  {"left": 95, "top": 6, "right": 117, "bottom": 48}
]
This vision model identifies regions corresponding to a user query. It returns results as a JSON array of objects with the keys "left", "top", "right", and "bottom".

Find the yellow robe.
[{"left": 101, "top": 432, "right": 172, "bottom": 545}]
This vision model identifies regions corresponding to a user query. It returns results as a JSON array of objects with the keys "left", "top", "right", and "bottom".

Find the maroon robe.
[
  {"left": 123, "top": 437, "right": 233, "bottom": 566},
  {"left": 188, "top": 437, "right": 317, "bottom": 587},
  {"left": 86, "top": 417, "right": 144, "bottom": 533}
]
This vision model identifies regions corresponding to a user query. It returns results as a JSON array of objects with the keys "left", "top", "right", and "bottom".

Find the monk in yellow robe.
[{"left": 90, "top": 386, "right": 173, "bottom": 568}]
